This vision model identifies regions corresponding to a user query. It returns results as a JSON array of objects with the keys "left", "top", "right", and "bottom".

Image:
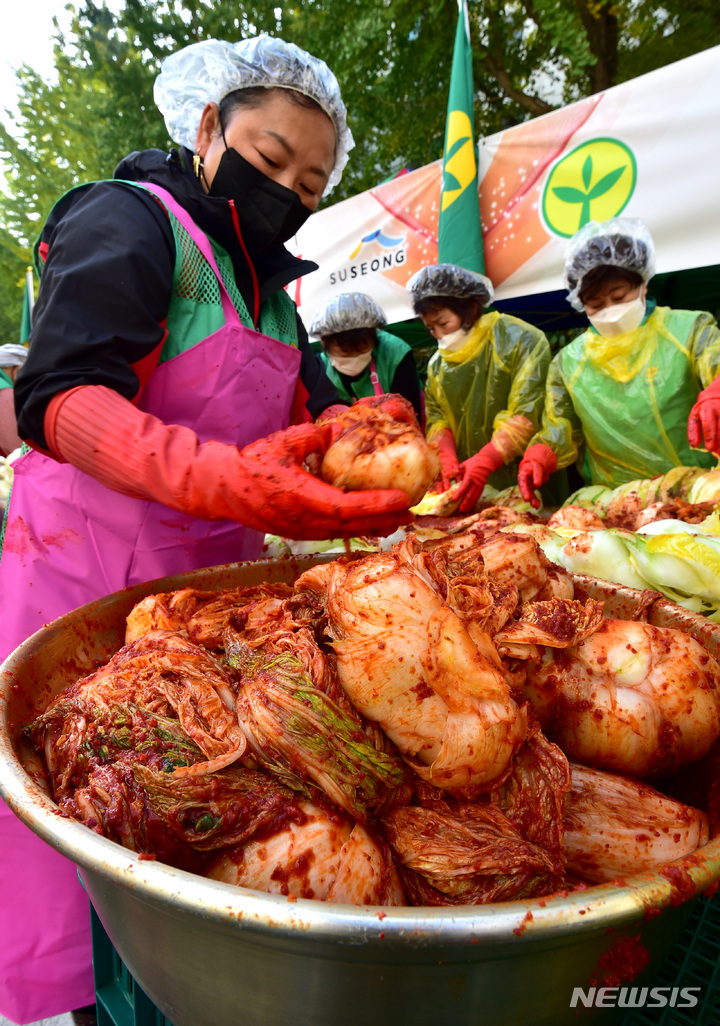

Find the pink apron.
[
  {"left": 369, "top": 358, "right": 384, "bottom": 397},
  {"left": 0, "top": 182, "right": 300, "bottom": 1022}
]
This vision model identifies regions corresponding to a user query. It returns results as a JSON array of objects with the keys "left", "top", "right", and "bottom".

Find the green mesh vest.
[{"left": 154, "top": 188, "right": 300, "bottom": 360}]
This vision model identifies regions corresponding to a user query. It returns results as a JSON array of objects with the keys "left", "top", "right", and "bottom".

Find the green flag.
[
  {"left": 438, "top": 0, "right": 485, "bottom": 274},
  {"left": 19, "top": 267, "right": 34, "bottom": 345}
]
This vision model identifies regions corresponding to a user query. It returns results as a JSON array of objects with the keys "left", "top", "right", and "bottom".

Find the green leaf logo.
[{"left": 542, "top": 138, "right": 637, "bottom": 238}]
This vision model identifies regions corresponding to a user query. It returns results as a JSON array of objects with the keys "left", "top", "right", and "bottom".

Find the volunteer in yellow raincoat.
[
  {"left": 518, "top": 218, "right": 720, "bottom": 508},
  {"left": 407, "top": 263, "right": 551, "bottom": 513}
]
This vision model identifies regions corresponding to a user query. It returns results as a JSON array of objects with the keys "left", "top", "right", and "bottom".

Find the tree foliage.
[{"left": 0, "top": 0, "right": 718, "bottom": 340}]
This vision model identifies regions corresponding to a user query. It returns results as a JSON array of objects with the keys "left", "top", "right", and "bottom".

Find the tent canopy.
[{"left": 290, "top": 45, "right": 720, "bottom": 335}]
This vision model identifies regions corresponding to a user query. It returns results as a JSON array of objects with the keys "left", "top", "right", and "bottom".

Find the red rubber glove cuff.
[
  {"left": 455, "top": 441, "right": 504, "bottom": 514},
  {"left": 45, "top": 385, "right": 412, "bottom": 540},
  {"left": 518, "top": 443, "right": 557, "bottom": 509},
  {"left": 688, "top": 375, "right": 720, "bottom": 454},
  {"left": 431, "top": 427, "right": 461, "bottom": 492}
]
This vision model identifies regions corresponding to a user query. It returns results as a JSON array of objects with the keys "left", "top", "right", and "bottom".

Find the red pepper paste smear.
[
  {"left": 658, "top": 857, "right": 703, "bottom": 907},
  {"left": 512, "top": 910, "right": 534, "bottom": 937},
  {"left": 590, "top": 934, "right": 651, "bottom": 988}
]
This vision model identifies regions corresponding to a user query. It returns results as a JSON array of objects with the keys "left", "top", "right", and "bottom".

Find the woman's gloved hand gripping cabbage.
[{"left": 45, "top": 385, "right": 411, "bottom": 540}]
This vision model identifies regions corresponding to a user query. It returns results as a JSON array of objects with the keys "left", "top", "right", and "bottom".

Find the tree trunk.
[
  {"left": 481, "top": 5, "right": 556, "bottom": 117},
  {"left": 575, "top": 0, "right": 619, "bottom": 93}
]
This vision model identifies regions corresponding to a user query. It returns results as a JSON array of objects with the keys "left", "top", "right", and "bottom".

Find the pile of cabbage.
[
  {"left": 410, "top": 463, "right": 720, "bottom": 620},
  {"left": 28, "top": 524, "right": 719, "bottom": 907},
  {"left": 565, "top": 464, "right": 720, "bottom": 518},
  {"left": 412, "top": 462, "right": 720, "bottom": 522},
  {"left": 523, "top": 509, "right": 720, "bottom": 620}
]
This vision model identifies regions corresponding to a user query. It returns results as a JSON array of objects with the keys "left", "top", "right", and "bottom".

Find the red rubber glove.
[
  {"left": 518, "top": 443, "right": 557, "bottom": 509},
  {"left": 45, "top": 385, "right": 412, "bottom": 540},
  {"left": 688, "top": 376, "right": 720, "bottom": 454},
  {"left": 454, "top": 441, "right": 504, "bottom": 514},
  {"left": 430, "top": 428, "right": 461, "bottom": 492}
]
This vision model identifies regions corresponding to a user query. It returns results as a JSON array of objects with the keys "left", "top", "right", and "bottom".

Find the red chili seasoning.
[{"left": 591, "top": 934, "right": 651, "bottom": 987}]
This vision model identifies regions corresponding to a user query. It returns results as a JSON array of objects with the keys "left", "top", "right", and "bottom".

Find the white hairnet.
[
  {"left": 564, "top": 217, "right": 656, "bottom": 312},
  {"left": 154, "top": 35, "right": 353, "bottom": 194},
  {"left": 309, "top": 292, "right": 387, "bottom": 337},
  {"left": 406, "top": 264, "right": 494, "bottom": 308},
  {"left": 0, "top": 344, "right": 28, "bottom": 368}
]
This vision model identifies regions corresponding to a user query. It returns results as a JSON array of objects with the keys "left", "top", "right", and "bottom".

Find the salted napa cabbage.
[
  {"left": 131, "top": 762, "right": 305, "bottom": 851},
  {"left": 229, "top": 644, "right": 411, "bottom": 822},
  {"left": 533, "top": 527, "right": 652, "bottom": 591},
  {"left": 489, "top": 485, "right": 537, "bottom": 512},
  {"left": 523, "top": 619, "right": 720, "bottom": 777},
  {"left": 619, "top": 526, "right": 720, "bottom": 614},
  {"left": 383, "top": 799, "right": 560, "bottom": 904},
  {"left": 206, "top": 799, "right": 405, "bottom": 904},
  {"left": 564, "top": 763, "right": 709, "bottom": 883},
  {"left": 687, "top": 467, "right": 720, "bottom": 505},
  {"left": 562, "top": 484, "right": 614, "bottom": 511},
  {"left": 320, "top": 395, "right": 439, "bottom": 505},
  {"left": 296, "top": 551, "right": 526, "bottom": 793},
  {"left": 494, "top": 720, "right": 571, "bottom": 868}
]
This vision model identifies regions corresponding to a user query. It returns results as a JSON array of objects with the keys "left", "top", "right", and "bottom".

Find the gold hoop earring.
[{"left": 193, "top": 153, "right": 203, "bottom": 177}]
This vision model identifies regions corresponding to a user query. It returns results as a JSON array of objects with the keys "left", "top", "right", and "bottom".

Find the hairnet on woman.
[
  {"left": 518, "top": 217, "right": 720, "bottom": 505},
  {"left": 0, "top": 35, "right": 411, "bottom": 1023},
  {"left": 408, "top": 262, "right": 551, "bottom": 512},
  {"left": 310, "top": 292, "right": 423, "bottom": 420}
]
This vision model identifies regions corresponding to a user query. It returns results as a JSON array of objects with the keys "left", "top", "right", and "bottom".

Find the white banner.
[{"left": 288, "top": 45, "right": 720, "bottom": 327}]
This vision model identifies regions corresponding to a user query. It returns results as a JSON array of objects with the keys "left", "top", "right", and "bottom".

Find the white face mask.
[
  {"left": 437, "top": 327, "right": 471, "bottom": 353},
  {"left": 330, "top": 350, "right": 373, "bottom": 376},
  {"left": 588, "top": 296, "right": 646, "bottom": 337}
]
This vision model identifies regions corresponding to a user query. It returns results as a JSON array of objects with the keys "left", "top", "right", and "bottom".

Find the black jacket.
[{"left": 15, "top": 147, "right": 341, "bottom": 447}]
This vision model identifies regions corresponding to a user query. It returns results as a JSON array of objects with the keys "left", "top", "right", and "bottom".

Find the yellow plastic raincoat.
[
  {"left": 529, "top": 306, "right": 720, "bottom": 488},
  {"left": 425, "top": 311, "right": 551, "bottom": 489}
]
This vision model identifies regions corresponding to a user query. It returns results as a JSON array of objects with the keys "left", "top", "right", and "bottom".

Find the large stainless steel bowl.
[{"left": 1, "top": 558, "right": 719, "bottom": 1026}]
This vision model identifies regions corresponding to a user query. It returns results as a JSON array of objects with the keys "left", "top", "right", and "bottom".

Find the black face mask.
[{"left": 209, "top": 145, "right": 312, "bottom": 252}]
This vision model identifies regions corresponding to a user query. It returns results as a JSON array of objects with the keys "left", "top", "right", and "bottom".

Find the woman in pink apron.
[
  {"left": 311, "top": 291, "right": 424, "bottom": 426},
  {"left": 0, "top": 36, "right": 410, "bottom": 1023}
]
